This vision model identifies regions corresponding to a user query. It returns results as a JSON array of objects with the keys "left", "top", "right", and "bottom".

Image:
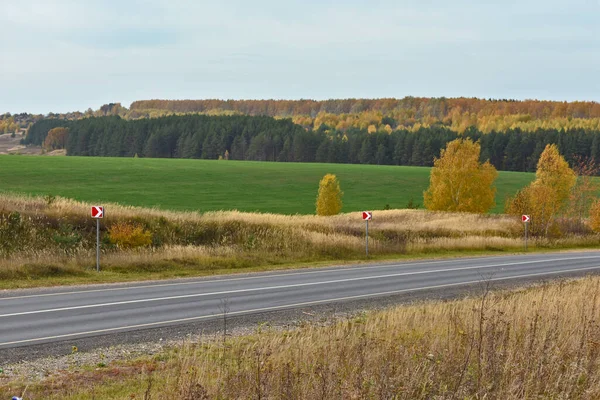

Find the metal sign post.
[
  {"left": 92, "top": 206, "right": 104, "bottom": 272},
  {"left": 96, "top": 218, "right": 100, "bottom": 272},
  {"left": 522, "top": 215, "right": 530, "bottom": 251},
  {"left": 362, "top": 211, "right": 372, "bottom": 257},
  {"left": 366, "top": 219, "right": 369, "bottom": 257}
]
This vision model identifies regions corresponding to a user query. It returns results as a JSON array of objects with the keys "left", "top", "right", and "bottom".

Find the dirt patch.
[
  {"left": 0, "top": 133, "right": 43, "bottom": 155},
  {"left": 46, "top": 149, "right": 67, "bottom": 156}
]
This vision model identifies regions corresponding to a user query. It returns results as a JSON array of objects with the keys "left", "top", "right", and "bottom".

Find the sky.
[{"left": 1, "top": 0, "right": 599, "bottom": 114}]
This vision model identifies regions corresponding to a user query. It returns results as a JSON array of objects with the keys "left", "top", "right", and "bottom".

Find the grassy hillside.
[{"left": 0, "top": 156, "right": 534, "bottom": 214}]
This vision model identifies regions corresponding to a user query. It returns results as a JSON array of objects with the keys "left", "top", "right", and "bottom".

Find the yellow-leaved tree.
[
  {"left": 505, "top": 144, "right": 576, "bottom": 236},
  {"left": 316, "top": 174, "right": 343, "bottom": 216},
  {"left": 424, "top": 138, "right": 498, "bottom": 213},
  {"left": 589, "top": 199, "right": 600, "bottom": 233},
  {"left": 43, "top": 127, "right": 69, "bottom": 150}
]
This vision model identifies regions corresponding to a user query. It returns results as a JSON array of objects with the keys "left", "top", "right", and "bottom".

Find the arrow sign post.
[
  {"left": 91, "top": 206, "right": 104, "bottom": 272},
  {"left": 362, "top": 211, "right": 372, "bottom": 256},
  {"left": 522, "top": 215, "right": 530, "bottom": 251}
]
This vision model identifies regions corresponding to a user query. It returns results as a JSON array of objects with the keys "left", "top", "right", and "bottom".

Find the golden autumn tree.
[
  {"left": 505, "top": 144, "right": 576, "bottom": 236},
  {"left": 424, "top": 138, "right": 497, "bottom": 213},
  {"left": 588, "top": 199, "right": 600, "bottom": 233},
  {"left": 567, "top": 157, "right": 599, "bottom": 231},
  {"left": 316, "top": 174, "right": 343, "bottom": 216},
  {"left": 43, "top": 127, "right": 69, "bottom": 150},
  {"left": 535, "top": 144, "right": 577, "bottom": 203}
]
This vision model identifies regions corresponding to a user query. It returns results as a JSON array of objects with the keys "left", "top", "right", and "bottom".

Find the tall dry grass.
[{"left": 134, "top": 277, "right": 600, "bottom": 399}]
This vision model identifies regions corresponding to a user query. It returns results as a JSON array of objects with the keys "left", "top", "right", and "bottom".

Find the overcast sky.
[{"left": 1, "top": 0, "right": 599, "bottom": 114}]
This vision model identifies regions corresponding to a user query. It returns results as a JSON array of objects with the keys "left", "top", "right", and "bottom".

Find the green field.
[{"left": 0, "top": 156, "right": 535, "bottom": 214}]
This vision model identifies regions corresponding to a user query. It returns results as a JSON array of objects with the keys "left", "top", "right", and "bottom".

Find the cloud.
[{"left": 0, "top": 0, "right": 599, "bottom": 113}]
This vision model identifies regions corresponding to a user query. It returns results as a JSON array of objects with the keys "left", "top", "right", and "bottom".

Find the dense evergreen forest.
[{"left": 25, "top": 114, "right": 600, "bottom": 172}]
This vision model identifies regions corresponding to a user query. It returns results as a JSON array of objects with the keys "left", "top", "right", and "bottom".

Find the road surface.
[{"left": 1, "top": 251, "right": 600, "bottom": 349}]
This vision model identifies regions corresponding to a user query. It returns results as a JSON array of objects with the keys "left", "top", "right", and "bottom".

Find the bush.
[
  {"left": 52, "top": 224, "right": 82, "bottom": 255},
  {"left": 405, "top": 198, "right": 420, "bottom": 209},
  {"left": 108, "top": 221, "right": 153, "bottom": 249},
  {"left": 0, "top": 212, "right": 30, "bottom": 256},
  {"left": 589, "top": 199, "right": 600, "bottom": 233}
]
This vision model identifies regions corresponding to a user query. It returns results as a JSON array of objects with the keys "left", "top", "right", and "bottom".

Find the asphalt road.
[{"left": 2, "top": 251, "right": 600, "bottom": 349}]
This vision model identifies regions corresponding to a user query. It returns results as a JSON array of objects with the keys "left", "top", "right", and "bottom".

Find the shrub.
[
  {"left": 589, "top": 199, "right": 600, "bottom": 233},
  {"left": 108, "top": 221, "right": 153, "bottom": 249},
  {"left": 405, "top": 198, "right": 420, "bottom": 209},
  {"left": 52, "top": 224, "right": 82, "bottom": 255},
  {"left": 0, "top": 212, "right": 30, "bottom": 256}
]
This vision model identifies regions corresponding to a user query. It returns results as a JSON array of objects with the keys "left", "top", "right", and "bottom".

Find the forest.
[
  {"left": 130, "top": 98, "right": 600, "bottom": 119},
  {"left": 24, "top": 114, "right": 600, "bottom": 172},
  {"left": 8, "top": 97, "right": 600, "bottom": 135}
]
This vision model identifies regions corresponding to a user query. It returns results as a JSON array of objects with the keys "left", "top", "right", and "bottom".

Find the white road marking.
[
  {"left": 0, "top": 256, "right": 491, "bottom": 300},
  {"left": 0, "top": 265, "right": 598, "bottom": 348},
  {"left": 0, "top": 257, "right": 597, "bottom": 318},
  {"left": 1, "top": 254, "right": 597, "bottom": 301}
]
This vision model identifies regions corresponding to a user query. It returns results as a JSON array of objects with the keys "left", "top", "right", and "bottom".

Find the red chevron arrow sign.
[
  {"left": 362, "top": 211, "right": 372, "bottom": 221},
  {"left": 91, "top": 206, "right": 104, "bottom": 219}
]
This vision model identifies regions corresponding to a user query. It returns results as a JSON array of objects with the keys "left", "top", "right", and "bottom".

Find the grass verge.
[{"left": 1, "top": 193, "right": 599, "bottom": 289}]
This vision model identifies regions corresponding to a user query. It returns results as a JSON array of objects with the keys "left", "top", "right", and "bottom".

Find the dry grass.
[
  {"left": 0, "top": 193, "right": 598, "bottom": 287},
  {"left": 6, "top": 276, "right": 600, "bottom": 399},
  {"left": 172, "top": 276, "right": 600, "bottom": 399},
  {"left": 0, "top": 193, "right": 517, "bottom": 231}
]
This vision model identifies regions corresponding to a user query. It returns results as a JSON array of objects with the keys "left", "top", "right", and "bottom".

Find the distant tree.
[
  {"left": 316, "top": 174, "right": 343, "bottom": 216},
  {"left": 535, "top": 144, "right": 576, "bottom": 203},
  {"left": 359, "top": 137, "right": 375, "bottom": 164},
  {"left": 568, "top": 156, "right": 599, "bottom": 230},
  {"left": 424, "top": 138, "right": 497, "bottom": 213},
  {"left": 375, "top": 144, "right": 388, "bottom": 165},
  {"left": 143, "top": 133, "right": 161, "bottom": 158},
  {"left": 506, "top": 144, "right": 576, "bottom": 236},
  {"left": 43, "top": 127, "right": 69, "bottom": 150},
  {"left": 589, "top": 199, "right": 600, "bottom": 232}
]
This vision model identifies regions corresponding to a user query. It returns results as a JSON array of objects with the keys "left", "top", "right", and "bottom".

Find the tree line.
[
  {"left": 13, "top": 97, "right": 600, "bottom": 138},
  {"left": 24, "top": 114, "right": 600, "bottom": 172},
  {"left": 131, "top": 98, "right": 600, "bottom": 119}
]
